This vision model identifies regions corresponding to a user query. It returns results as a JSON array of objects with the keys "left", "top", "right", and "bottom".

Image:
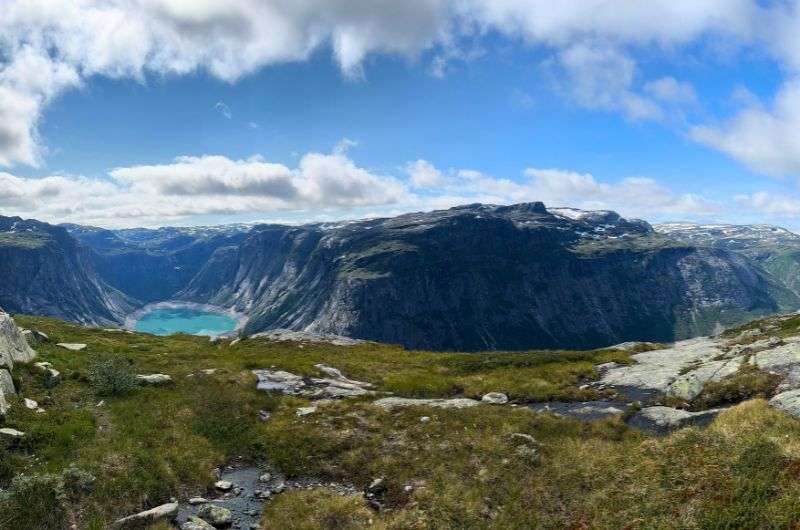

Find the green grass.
[
  {"left": 5, "top": 315, "right": 800, "bottom": 528},
  {"left": 0, "top": 231, "right": 51, "bottom": 249}
]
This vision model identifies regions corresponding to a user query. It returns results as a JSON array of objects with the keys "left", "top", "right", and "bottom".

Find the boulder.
[
  {"left": 296, "top": 406, "right": 317, "bottom": 416},
  {"left": 21, "top": 328, "right": 49, "bottom": 347},
  {"left": 34, "top": 362, "right": 61, "bottom": 388},
  {"left": 481, "top": 392, "right": 508, "bottom": 405},
  {"left": 136, "top": 374, "right": 173, "bottom": 386},
  {"left": 24, "top": 398, "right": 38, "bottom": 410},
  {"left": 627, "top": 406, "right": 723, "bottom": 435},
  {"left": 0, "top": 310, "right": 37, "bottom": 364},
  {"left": 197, "top": 504, "right": 233, "bottom": 527},
  {"left": 57, "top": 343, "right": 87, "bottom": 351},
  {"left": 0, "top": 391, "right": 7, "bottom": 417},
  {"left": 0, "top": 369, "right": 15, "bottom": 397},
  {"left": 769, "top": 389, "right": 800, "bottom": 418},
  {"left": 111, "top": 502, "right": 178, "bottom": 529},
  {"left": 373, "top": 397, "right": 480, "bottom": 410},
  {"left": 182, "top": 516, "right": 215, "bottom": 530}
]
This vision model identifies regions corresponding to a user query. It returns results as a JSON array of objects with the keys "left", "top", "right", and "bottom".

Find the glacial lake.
[{"left": 133, "top": 306, "right": 238, "bottom": 337}]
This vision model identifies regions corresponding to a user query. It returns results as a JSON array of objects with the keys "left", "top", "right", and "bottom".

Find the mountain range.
[{"left": 4, "top": 202, "right": 800, "bottom": 351}]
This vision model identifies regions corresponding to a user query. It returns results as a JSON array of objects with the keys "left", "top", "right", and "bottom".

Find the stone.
[
  {"left": 229, "top": 338, "right": 241, "bottom": 347},
  {"left": 56, "top": 343, "right": 87, "bottom": 351},
  {"left": 136, "top": 374, "right": 173, "bottom": 386},
  {"left": 188, "top": 497, "right": 209, "bottom": 505},
  {"left": 21, "top": 328, "right": 49, "bottom": 347},
  {"left": 372, "top": 397, "right": 480, "bottom": 410},
  {"left": 33, "top": 362, "right": 61, "bottom": 389},
  {"left": 181, "top": 516, "right": 215, "bottom": 530},
  {"left": 214, "top": 480, "right": 233, "bottom": 491},
  {"left": 0, "top": 427, "right": 25, "bottom": 439},
  {"left": 258, "top": 473, "right": 272, "bottom": 483},
  {"left": 296, "top": 406, "right": 317, "bottom": 416},
  {"left": 420, "top": 416, "right": 431, "bottom": 422},
  {"left": 769, "top": 389, "right": 800, "bottom": 418},
  {"left": 197, "top": 504, "right": 233, "bottom": 527},
  {"left": 627, "top": 406, "right": 723, "bottom": 436},
  {"left": 481, "top": 392, "right": 508, "bottom": 405},
  {"left": 24, "top": 398, "right": 38, "bottom": 410},
  {"left": 110, "top": 502, "right": 178, "bottom": 529}
]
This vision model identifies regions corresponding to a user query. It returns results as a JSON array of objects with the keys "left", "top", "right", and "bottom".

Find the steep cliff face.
[
  {"left": 0, "top": 217, "right": 134, "bottom": 325},
  {"left": 179, "top": 203, "right": 799, "bottom": 350},
  {"left": 65, "top": 224, "right": 249, "bottom": 303}
]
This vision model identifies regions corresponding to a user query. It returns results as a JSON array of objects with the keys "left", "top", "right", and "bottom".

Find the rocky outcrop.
[
  {"left": 0, "top": 216, "right": 136, "bottom": 325},
  {"left": 250, "top": 329, "right": 364, "bottom": 346},
  {"left": 373, "top": 397, "right": 480, "bottom": 410},
  {"left": 0, "top": 309, "right": 36, "bottom": 416},
  {"left": 627, "top": 406, "right": 724, "bottom": 435},
  {"left": 253, "top": 364, "right": 373, "bottom": 399}
]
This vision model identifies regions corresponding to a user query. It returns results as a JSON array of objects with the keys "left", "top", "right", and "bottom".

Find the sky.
[{"left": 5, "top": 2, "right": 800, "bottom": 229}]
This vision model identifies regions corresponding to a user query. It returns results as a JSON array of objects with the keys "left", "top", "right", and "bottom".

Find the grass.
[
  {"left": 0, "top": 231, "right": 51, "bottom": 249},
  {"left": 5, "top": 315, "right": 800, "bottom": 528}
]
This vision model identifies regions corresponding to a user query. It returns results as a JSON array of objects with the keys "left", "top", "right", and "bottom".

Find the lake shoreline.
[{"left": 124, "top": 301, "right": 248, "bottom": 337}]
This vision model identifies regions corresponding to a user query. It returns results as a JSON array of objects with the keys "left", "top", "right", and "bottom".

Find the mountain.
[
  {"left": 0, "top": 217, "right": 134, "bottom": 325},
  {"left": 175, "top": 203, "right": 799, "bottom": 350},
  {"left": 63, "top": 223, "right": 249, "bottom": 303},
  {"left": 655, "top": 222, "right": 800, "bottom": 298}
]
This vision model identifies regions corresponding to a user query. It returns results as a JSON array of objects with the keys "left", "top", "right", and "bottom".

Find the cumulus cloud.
[
  {"left": 0, "top": 0, "right": 792, "bottom": 168},
  {"left": 691, "top": 80, "right": 800, "bottom": 178},
  {"left": 406, "top": 159, "right": 445, "bottom": 188},
  {"left": 0, "top": 148, "right": 408, "bottom": 227}
]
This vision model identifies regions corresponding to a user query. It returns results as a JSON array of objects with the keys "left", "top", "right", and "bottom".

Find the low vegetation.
[{"left": 4, "top": 316, "right": 800, "bottom": 528}]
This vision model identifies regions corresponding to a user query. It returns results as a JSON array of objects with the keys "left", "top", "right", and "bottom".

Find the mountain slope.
[
  {"left": 0, "top": 217, "right": 135, "bottom": 325},
  {"left": 178, "top": 203, "right": 799, "bottom": 350}
]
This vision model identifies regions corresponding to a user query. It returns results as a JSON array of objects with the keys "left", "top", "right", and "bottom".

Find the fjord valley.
[{"left": 4, "top": 202, "right": 800, "bottom": 352}]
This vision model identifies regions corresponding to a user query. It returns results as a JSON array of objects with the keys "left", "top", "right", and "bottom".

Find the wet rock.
[
  {"left": 198, "top": 504, "right": 232, "bottom": 527},
  {"left": 481, "top": 392, "right": 508, "bottom": 405},
  {"left": 627, "top": 406, "right": 723, "bottom": 435},
  {"left": 373, "top": 397, "right": 480, "bottom": 410},
  {"left": 111, "top": 502, "right": 178, "bottom": 529},
  {"left": 214, "top": 480, "right": 233, "bottom": 491},
  {"left": 56, "top": 343, "right": 87, "bottom": 351},
  {"left": 136, "top": 373, "right": 173, "bottom": 386}
]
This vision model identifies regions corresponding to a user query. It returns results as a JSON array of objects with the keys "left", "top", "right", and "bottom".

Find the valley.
[{"left": 6, "top": 202, "right": 800, "bottom": 351}]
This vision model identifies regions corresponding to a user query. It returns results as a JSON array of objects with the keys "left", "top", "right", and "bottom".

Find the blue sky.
[{"left": 4, "top": 1, "right": 800, "bottom": 228}]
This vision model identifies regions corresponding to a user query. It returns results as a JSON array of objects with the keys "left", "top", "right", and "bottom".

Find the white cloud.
[
  {"left": 0, "top": 0, "right": 791, "bottom": 168},
  {"left": 644, "top": 77, "right": 698, "bottom": 106},
  {"left": 691, "top": 80, "right": 800, "bottom": 178},
  {"left": 406, "top": 159, "right": 444, "bottom": 188},
  {"left": 0, "top": 147, "right": 408, "bottom": 227}
]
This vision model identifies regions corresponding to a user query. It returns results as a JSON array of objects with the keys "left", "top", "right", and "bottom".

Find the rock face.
[
  {"left": 178, "top": 203, "right": 799, "bottom": 351},
  {"left": 0, "top": 309, "right": 36, "bottom": 416},
  {"left": 0, "top": 216, "right": 135, "bottom": 326},
  {"left": 253, "top": 364, "right": 373, "bottom": 399},
  {"left": 250, "top": 329, "right": 364, "bottom": 346},
  {"left": 21, "top": 204, "right": 800, "bottom": 351}
]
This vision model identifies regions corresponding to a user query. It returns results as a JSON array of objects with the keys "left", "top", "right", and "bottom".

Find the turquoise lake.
[{"left": 133, "top": 307, "right": 237, "bottom": 336}]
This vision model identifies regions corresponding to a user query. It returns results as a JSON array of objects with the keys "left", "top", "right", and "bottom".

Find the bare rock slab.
[
  {"left": 627, "top": 406, "right": 723, "bottom": 435},
  {"left": 373, "top": 397, "right": 480, "bottom": 410}
]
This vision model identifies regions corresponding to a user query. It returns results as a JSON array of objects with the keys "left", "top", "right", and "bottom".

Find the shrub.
[
  {"left": 87, "top": 357, "right": 138, "bottom": 397},
  {"left": 0, "top": 466, "right": 95, "bottom": 529}
]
